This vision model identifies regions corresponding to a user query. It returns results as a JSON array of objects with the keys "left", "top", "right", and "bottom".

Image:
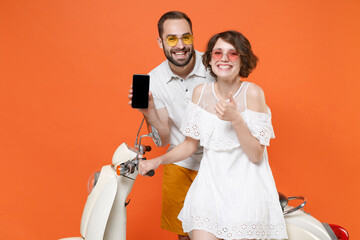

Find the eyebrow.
[
  {"left": 212, "top": 48, "right": 236, "bottom": 51},
  {"left": 165, "top": 32, "right": 192, "bottom": 38}
]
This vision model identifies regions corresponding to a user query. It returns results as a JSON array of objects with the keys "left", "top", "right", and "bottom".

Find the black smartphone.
[{"left": 131, "top": 74, "right": 150, "bottom": 109}]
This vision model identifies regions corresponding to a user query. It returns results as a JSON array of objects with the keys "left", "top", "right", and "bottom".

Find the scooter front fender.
[{"left": 80, "top": 165, "right": 117, "bottom": 240}]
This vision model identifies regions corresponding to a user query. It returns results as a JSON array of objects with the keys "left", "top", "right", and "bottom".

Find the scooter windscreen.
[{"left": 87, "top": 171, "right": 100, "bottom": 194}]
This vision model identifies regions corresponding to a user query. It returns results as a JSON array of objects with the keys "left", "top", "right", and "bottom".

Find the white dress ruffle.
[{"left": 180, "top": 102, "right": 275, "bottom": 150}]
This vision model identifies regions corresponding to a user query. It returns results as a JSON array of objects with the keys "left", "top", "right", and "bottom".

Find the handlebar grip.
[{"left": 146, "top": 170, "right": 155, "bottom": 177}]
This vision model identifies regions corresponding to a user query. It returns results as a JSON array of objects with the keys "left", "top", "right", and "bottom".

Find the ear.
[{"left": 157, "top": 37, "right": 163, "bottom": 49}]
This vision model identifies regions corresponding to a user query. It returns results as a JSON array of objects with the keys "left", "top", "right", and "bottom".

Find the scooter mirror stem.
[
  {"left": 135, "top": 134, "right": 153, "bottom": 159},
  {"left": 134, "top": 117, "right": 146, "bottom": 147}
]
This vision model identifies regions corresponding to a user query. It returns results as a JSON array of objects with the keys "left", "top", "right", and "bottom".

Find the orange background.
[{"left": 1, "top": 0, "right": 359, "bottom": 239}]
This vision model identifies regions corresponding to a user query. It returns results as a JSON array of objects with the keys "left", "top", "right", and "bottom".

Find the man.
[{"left": 129, "top": 11, "right": 214, "bottom": 240}]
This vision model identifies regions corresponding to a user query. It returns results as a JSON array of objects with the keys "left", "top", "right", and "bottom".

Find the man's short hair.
[{"left": 157, "top": 11, "right": 193, "bottom": 38}]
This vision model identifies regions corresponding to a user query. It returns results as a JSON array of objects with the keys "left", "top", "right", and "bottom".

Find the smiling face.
[
  {"left": 158, "top": 19, "right": 194, "bottom": 67},
  {"left": 209, "top": 38, "right": 241, "bottom": 81}
]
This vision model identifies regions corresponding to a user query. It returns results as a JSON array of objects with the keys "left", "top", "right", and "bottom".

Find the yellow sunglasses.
[{"left": 166, "top": 34, "right": 193, "bottom": 47}]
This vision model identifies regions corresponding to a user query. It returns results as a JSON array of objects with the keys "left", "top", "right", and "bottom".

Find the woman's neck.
[{"left": 215, "top": 77, "right": 242, "bottom": 100}]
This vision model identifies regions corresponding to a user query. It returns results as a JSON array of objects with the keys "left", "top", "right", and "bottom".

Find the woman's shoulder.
[
  {"left": 245, "top": 82, "right": 264, "bottom": 97},
  {"left": 194, "top": 83, "right": 206, "bottom": 92},
  {"left": 245, "top": 82, "right": 267, "bottom": 112},
  {"left": 191, "top": 83, "right": 208, "bottom": 104}
]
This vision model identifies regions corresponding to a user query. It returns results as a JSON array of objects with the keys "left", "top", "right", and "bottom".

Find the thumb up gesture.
[{"left": 215, "top": 92, "right": 240, "bottom": 122}]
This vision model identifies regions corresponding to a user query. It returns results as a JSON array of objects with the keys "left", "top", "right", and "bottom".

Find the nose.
[
  {"left": 176, "top": 38, "right": 185, "bottom": 49},
  {"left": 220, "top": 52, "right": 229, "bottom": 62}
]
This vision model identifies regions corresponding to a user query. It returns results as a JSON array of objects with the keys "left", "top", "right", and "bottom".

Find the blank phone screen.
[{"left": 132, "top": 74, "right": 150, "bottom": 109}]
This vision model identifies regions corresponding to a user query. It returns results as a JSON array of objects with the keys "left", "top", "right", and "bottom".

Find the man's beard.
[{"left": 163, "top": 45, "right": 195, "bottom": 67}]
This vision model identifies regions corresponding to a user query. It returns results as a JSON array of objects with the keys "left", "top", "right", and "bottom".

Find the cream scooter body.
[
  {"left": 60, "top": 143, "right": 139, "bottom": 240},
  {"left": 60, "top": 119, "right": 348, "bottom": 240},
  {"left": 284, "top": 206, "right": 337, "bottom": 240}
]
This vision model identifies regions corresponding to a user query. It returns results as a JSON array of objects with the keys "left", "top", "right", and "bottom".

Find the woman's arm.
[
  {"left": 215, "top": 84, "right": 267, "bottom": 163},
  {"left": 138, "top": 85, "right": 204, "bottom": 175},
  {"left": 138, "top": 137, "right": 199, "bottom": 175}
]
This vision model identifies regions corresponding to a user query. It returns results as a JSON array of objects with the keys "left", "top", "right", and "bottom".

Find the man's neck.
[{"left": 169, "top": 54, "right": 196, "bottom": 80}]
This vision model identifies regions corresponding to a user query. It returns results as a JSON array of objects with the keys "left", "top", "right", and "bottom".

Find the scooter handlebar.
[
  {"left": 146, "top": 169, "right": 155, "bottom": 177},
  {"left": 140, "top": 157, "right": 155, "bottom": 177},
  {"left": 116, "top": 158, "right": 155, "bottom": 177}
]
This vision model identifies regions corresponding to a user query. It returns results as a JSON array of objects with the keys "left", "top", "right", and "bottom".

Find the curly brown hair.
[{"left": 202, "top": 30, "right": 258, "bottom": 78}]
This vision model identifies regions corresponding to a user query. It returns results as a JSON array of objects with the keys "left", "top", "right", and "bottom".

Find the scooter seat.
[{"left": 278, "top": 192, "right": 288, "bottom": 212}]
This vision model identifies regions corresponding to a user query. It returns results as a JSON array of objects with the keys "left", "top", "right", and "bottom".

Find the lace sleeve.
[
  {"left": 180, "top": 102, "right": 202, "bottom": 140},
  {"left": 240, "top": 108, "right": 275, "bottom": 146}
]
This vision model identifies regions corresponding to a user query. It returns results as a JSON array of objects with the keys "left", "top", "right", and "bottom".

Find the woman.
[{"left": 139, "top": 30, "right": 287, "bottom": 240}]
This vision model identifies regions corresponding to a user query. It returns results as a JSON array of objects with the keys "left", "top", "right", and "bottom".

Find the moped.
[{"left": 60, "top": 118, "right": 349, "bottom": 240}]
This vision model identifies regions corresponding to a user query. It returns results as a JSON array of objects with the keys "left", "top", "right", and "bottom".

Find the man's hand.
[
  {"left": 128, "top": 85, "right": 171, "bottom": 147},
  {"left": 128, "top": 85, "right": 156, "bottom": 116}
]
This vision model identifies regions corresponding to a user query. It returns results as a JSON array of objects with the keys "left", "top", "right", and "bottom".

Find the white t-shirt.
[{"left": 149, "top": 50, "right": 215, "bottom": 170}]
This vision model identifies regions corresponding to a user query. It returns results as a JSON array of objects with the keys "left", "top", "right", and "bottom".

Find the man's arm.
[
  {"left": 144, "top": 103, "right": 170, "bottom": 147},
  {"left": 129, "top": 89, "right": 170, "bottom": 147}
]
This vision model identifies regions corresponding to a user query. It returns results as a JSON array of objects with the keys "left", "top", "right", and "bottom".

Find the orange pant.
[{"left": 161, "top": 164, "right": 197, "bottom": 235}]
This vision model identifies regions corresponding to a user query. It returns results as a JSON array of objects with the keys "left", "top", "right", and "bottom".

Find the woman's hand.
[
  {"left": 215, "top": 92, "right": 241, "bottom": 123},
  {"left": 138, "top": 158, "right": 161, "bottom": 176}
]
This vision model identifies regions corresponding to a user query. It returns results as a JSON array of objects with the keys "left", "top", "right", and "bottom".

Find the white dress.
[{"left": 178, "top": 82, "right": 288, "bottom": 240}]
